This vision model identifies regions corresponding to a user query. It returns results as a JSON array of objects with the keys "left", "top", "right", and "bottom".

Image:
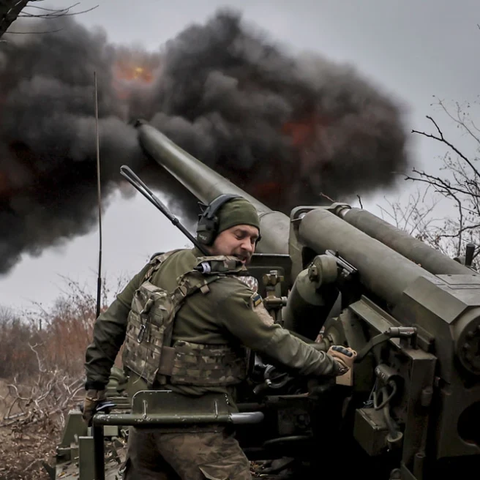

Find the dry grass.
[{"left": 0, "top": 277, "right": 126, "bottom": 480}]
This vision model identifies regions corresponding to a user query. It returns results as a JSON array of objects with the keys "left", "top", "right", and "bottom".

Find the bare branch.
[
  {"left": 0, "top": 1, "right": 98, "bottom": 39},
  {"left": 433, "top": 223, "right": 480, "bottom": 238},
  {"left": 412, "top": 115, "right": 480, "bottom": 178},
  {"left": 5, "top": 396, "right": 21, "bottom": 422},
  {"left": 20, "top": 3, "right": 99, "bottom": 18},
  {"left": 6, "top": 27, "right": 64, "bottom": 34},
  {"left": 29, "top": 342, "right": 46, "bottom": 373},
  {"left": 0, "top": 0, "right": 29, "bottom": 37},
  {"left": 438, "top": 98, "right": 480, "bottom": 145},
  {"left": 406, "top": 169, "right": 480, "bottom": 198}
]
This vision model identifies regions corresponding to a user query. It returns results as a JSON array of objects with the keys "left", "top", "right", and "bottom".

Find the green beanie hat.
[{"left": 217, "top": 197, "right": 260, "bottom": 235}]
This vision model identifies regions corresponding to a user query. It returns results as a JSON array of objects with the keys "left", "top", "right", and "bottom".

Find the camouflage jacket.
[{"left": 84, "top": 248, "right": 340, "bottom": 399}]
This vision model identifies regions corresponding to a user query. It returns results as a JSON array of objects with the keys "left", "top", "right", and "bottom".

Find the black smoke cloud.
[
  {"left": 147, "top": 12, "right": 409, "bottom": 208},
  {"left": 0, "top": 10, "right": 409, "bottom": 275}
]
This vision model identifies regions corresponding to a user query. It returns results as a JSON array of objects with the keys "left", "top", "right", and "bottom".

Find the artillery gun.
[{"left": 51, "top": 121, "right": 480, "bottom": 480}]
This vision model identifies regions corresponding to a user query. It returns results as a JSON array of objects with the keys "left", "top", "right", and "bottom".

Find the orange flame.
[
  {"left": 113, "top": 62, "right": 154, "bottom": 84},
  {"left": 281, "top": 113, "right": 333, "bottom": 181},
  {"left": 282, "top": 113, "right": 330, "bottom": 148},
  {"left": 112, "top": 52, "right": 159, "bottom": 102}
]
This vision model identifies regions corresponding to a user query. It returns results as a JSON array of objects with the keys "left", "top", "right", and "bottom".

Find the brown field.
[{"left": 0, "top": 279, "right": 117, "bottom": 479}]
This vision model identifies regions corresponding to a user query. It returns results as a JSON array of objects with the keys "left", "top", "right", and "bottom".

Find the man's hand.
[
  {"left": 82, "top": 389, "right": 106, "bottom": 426},
  {"left": 327, "top": 345, "right": 357, "bottom": 376}
]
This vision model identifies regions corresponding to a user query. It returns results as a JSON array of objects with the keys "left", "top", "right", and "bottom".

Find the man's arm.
[
  {"left": 216, "top": 284, "right": 342, "bottom": 377},
  {"left": 84, "top": 264, "right": 149, "bottom": 390}
]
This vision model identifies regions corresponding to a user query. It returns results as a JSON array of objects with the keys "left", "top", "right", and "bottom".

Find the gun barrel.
[
  {"left": 299, "top": 208, "right": 437, "bottom": 306},
  {"left": 136, "top": 122, "right": 289, "bottom": 254},
  {"left": 333, "top": 205, "right": 472, "bottom": 275}
]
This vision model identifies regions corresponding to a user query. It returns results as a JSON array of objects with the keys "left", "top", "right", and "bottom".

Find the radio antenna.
[
  {"left": 94, "top": 71, "right": 103, "bottom": 319},
  {"left": 119, "top": 165, "right": 209, "bottom": 256}
]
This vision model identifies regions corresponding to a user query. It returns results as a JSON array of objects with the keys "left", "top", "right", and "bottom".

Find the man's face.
[{"left": 208, "top": 224, "right": 259, "bottom": 265}]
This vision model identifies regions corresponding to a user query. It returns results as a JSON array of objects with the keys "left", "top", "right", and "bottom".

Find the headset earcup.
[
  {"left": 196, "top": 216, "right": 217, "bottom": 245},
  {"left": 196, "top": 194, "right": 241, "bottom": 246}
]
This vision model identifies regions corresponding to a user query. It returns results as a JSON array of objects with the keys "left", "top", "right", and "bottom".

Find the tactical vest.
[{"left": 122, "top": 251, "right": 250, "bottom": 388}]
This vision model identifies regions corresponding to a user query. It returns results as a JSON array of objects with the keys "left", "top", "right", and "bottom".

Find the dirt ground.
[
  {"left": 0, "top": 425, "right": 57, "bottom": 479},
  {"left": 0, "top": 379, "right": 306, "bottom": 480},
  {"left": 0, "top": 379, "right": 60, "bottom": 480}
]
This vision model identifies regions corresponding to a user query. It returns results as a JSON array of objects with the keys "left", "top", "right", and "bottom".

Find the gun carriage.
[{"left": 52, "top": 122, "right": 480, "bottom": 480}]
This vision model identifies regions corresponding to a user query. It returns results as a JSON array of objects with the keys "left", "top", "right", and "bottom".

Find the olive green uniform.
[{"left": 85, "top": 248, "right": 340, "bottom": 479}]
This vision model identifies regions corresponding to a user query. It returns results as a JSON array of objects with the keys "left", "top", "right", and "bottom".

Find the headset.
[{"left": 196, "top": 194, "right": 242, "bottom": 246}]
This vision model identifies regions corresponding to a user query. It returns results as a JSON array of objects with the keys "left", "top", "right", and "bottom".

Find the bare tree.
[
  {"left": 409, "top": 98, "right": 480, "bottom": 263},
  {"left": 377, "top": 187, "right": 441, "bottom": 238},
  {"left": 0, "top": 1, "right": 97, "bottom": 38},
  {"left": 0, "top": 0, "right": 29, "bottom": 37},
  {"left": 380, "top": 97, "right": 480, "bottom": 268}
]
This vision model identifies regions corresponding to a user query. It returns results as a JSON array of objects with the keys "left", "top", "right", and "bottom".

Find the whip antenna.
[
  {"left": 119, "top": 165, "right": 209, "bottom": 256},
  {"left": 94, "top": 71, "right": 103, "bottom": 319}
]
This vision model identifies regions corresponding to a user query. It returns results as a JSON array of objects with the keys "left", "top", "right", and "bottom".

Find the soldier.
[{"left": 83, "top": 194, "right": 356, "bottom": 480}]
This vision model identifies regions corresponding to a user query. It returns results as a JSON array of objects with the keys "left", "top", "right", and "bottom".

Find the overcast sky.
[{"left": 1, "top": 0, "right": 479, "bottom": 310}]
